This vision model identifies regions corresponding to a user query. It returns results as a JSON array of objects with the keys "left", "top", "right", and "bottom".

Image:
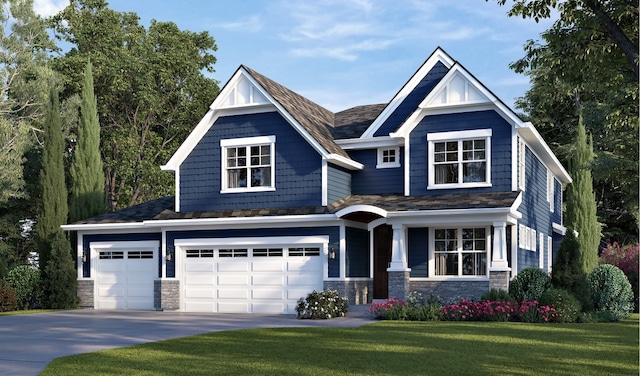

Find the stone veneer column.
[
  {"left": 387, "top": 271, "right": 410, "bottom": 301},
  {"left": 77, "top": 279, "right": 94, "bottom": 308},
  {"left": 154, "top": 279, "right": 180, "bottom": 311},
  {"left": 387, "top": 224, "right": 411, "bottom": 300},
  {"left": 489, "top": 221, "right": 511, "bottom": 292}
]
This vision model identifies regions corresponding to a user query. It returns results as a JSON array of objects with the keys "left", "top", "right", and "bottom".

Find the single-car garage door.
[
  {"left": 93, "top": 241, "right": 158, "bottom": 310},
  {"left": 180, "top": 242, "right": 324, "bottom": 314}
]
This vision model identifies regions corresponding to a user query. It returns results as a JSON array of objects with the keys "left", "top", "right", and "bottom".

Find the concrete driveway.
[{"left": 0, "top": 307, "right": 374, "bottom": 376}]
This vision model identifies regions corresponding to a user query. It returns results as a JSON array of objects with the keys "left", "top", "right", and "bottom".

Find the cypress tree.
[
  {"left": 551, "top": 229, "right": 592, "bottom": 311},
  {"left": 70, "top": 60, "right": 105, "bottom": 222},
  {"left": 36, "top": 88, "right": 67, "bottom": 270},
  {"left": 565, "top": 113, "right": 600, "bottom": 273},
  {"left": 43, "top": 230, "right": 77, "bottom": 309}
]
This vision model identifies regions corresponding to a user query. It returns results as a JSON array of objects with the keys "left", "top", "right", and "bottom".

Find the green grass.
[
  {"left": 0, "top": 309, "right": 58, "bottom": 316},
  {"left": 41, "top": 314, "right": 639, "bottom": 376}
]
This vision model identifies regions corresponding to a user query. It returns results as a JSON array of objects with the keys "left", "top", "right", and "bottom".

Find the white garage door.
[
  {"left": 182, "top": 245, "right": 323, "bottom": 314},
  {"left": 94, "top": 244, "right": 157, "bottom": 310}
]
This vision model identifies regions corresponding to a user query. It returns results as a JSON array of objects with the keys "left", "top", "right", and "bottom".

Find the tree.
[
  {"left": 565, "top": 112, "right": 600, "bottom": 273},
  {"left": 36, "top": 88, "right": 67, "bottom": 270},
  {"left": 492, "top": 0, "right": 638, "bottom": 243},
  {"left": 50, "top": 0, "right": 219, "bottom": 211},
  {"left": 551, "top": 229, "right": 592, "bottom": 311},
  {"left": 42, "top": 230, "right": 77, "bottom": 309},
  {"left": 69, "top": 60, "right": 105, "bottom": 222}
]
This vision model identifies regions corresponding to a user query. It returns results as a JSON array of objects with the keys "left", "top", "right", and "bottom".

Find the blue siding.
[
  {"left": 408, "top": 227, "right": 428, "bottom": 277},
  {"left": 551, "top": 178, "right": 562, "bottom": 225},
  {"left": 345, "top": 227, "right": 369, "bottom": 277},
  {"left": 82, "top": 233, "right": 162, "bottom": 278},
  {"left": 165, "top": 226, "right": 340, "bottom": 278},
  {"left": 517, "top": 147, "right": 555, "bottom": 272},
  {"left": 409, "top": 110, "right": 513, "bottom": 195},
  {"left": 374, "top": 62, "right": 449, "bottom": 137},
  {"left": 179, "top": 112, "right": 323, "bottom": 211},
  {"left": 327, "top": 165, "right": 351, "bottom": 203},
  {"left": 350, "top": 149, "right": 404, "bottom": 194}
]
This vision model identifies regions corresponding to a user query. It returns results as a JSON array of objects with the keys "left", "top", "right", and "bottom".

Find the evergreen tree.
[
  {"left": 36, "top": 88, "right": 67, "bottom": 269},
  {"left": 70, "top": 60, "right": 105, "bottom": 222},
  {"left": 42, "top": 230, "right": 77, "bottom": 309},
  {"left": 565, "top": 112, "right": 600, "bottom": 273},
  {"left": 551, "top": 229, "right": 592, "bottom": 311}
]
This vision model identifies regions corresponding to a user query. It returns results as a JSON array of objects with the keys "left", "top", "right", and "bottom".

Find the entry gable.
[{"left": 422, "top": 68, "right": 491, "bottom": 109}]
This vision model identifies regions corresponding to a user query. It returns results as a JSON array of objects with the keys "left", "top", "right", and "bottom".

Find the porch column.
[
  {"left": 387, "top": 224, "right": 410, "bottom": 301},
  {"left": 490, "top": 221, "right": 510, "bottom": 269},
  {"left": 490, "top": 221, "right": 511, "bottom": 292}
]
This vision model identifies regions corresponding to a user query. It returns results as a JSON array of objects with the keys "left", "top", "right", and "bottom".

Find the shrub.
[
  {"left": 6, "top": 265, "right": 42, "bottom": 310},
  {"left": 0, "top": 280, "right": 17, "bottom": 312},
  {"left": 42, "top": 231, "right": 78, "bottom": 309},
  {"left": 441, "top": 299, "right": 557, "bottom": 323},
  {"left": 369, "top": 298, "right": 408, "bottom": 320},
  {"left": 552, "top": 229, "right": 592, "bottom": 311},
  {"left": 296, "top": 289, "right": 348, "bottom": 319},
  {"left": 589, "top": 264, "right": 633, "bottom": 321},
  {"left": 600, "top": 242, "right": 639, "bottom": 312},
  {"left": 510, "top": 267, "right": 551, "bottom": 302},
  {"left": 481, "top": 288, "right": 512, "bottom": 302},
  {"left": 539, "top": 288, "right": 581, "bottom": 323}
]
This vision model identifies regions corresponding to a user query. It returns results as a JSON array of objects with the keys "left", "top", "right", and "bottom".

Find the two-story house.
[{"left": 63, "top": 48, "right": 571, "bottom": 314}]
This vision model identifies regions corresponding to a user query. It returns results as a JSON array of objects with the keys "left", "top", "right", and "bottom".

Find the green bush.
[
  {"left": 539, "top": 288, "right": 581, "bottom": 323},
  {"left": 481, "top": 288, "right": 512, "bottom": 302},
  {"left": 296, "top": 289, "right": 348, "bottom": 319},
  {"left": 588, "top": 264, "right": 633, "bottom": 321},
  {"left": 42, "top": 231, "right": 78, "bottom": 309},
  {"left": 509, "top": 267, "right": 551, "bottom": 302},
  {"left": 6, "top": 265, "right": 42, "bottom": 310},
  {"left": 0, "top": 280, "right": 17, "bottom": 312},
  {"left": 552, "top": 229, "right": 592, "bottom": 311}
]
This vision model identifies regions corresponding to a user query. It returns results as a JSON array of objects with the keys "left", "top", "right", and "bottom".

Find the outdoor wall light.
[
  {"left": 166, "top": 250, "right": 173, "bottom": 262},
  {"left": 328, "top": 246, "right": 336, "bottom": 261},
  {"left": 81, "top": 251, "right": 87, "bottom": 263}
]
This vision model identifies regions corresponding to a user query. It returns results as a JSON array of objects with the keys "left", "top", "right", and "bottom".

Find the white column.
[
  {"left": 387, "top": 224, "right": 410, "bottom": 271},
  {"left": 490, "top": 221, "right": 510, "bottom": 270}
]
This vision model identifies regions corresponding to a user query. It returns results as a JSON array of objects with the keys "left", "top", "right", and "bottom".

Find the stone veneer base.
[
  {"left": 323, "top": 280, "right": 373, "bottom": 305},
  {"left": 154, "top": 279, "right": 180, "bottom": 311},
  {"left": 77, "top": 279, "right": 94, "bottom": 308}
]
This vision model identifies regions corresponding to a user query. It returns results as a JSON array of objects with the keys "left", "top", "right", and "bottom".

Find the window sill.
[
  {"left": 376, "top": 162, "right": 401, "bottom": 169},
  {"left": 427, "top": 182, "right": 492, "bottom": 190},
  {"left": 411, "top": 276, "right": 489, "bottom": 282},
  {"left": 220, "top": 187, "right": 276, "bottom": 194}
]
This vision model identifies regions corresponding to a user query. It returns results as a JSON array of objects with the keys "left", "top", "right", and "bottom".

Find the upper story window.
[
  {"left": 376, "top": 147, "right": 400, "bottom": 169},
  {"left": 427, "top": 129, "right": 492, "bottom": 189},
  {"left": 220, "top": 135, "right": 275, "bottom": 193}
]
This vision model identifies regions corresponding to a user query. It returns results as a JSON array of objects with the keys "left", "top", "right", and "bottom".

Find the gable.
[
  {"left": 422, "top": 70, "right": 490, "bottom": 108},
  {"left": 218, "top": 73, "right": 269, "bottom": 107}
]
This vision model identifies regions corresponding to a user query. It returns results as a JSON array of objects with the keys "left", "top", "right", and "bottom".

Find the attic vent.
[
  {"left": 423, "top": 71, "right": 489, "bottom": 108},
  {"left": 221, "top": 74, "right": 269, "bottom": 107}
]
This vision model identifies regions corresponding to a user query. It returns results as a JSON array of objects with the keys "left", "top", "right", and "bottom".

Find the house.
[{"left": 62, "top": 48, "right": 571, "bottom": 314}]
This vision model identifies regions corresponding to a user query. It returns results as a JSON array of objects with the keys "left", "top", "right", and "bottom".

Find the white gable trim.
[
  {"left": 360, "top": 48, "right": 454, "bottom": 139},
  {"left": 517, "top": 122, "right": 571, "bottom": 184}
]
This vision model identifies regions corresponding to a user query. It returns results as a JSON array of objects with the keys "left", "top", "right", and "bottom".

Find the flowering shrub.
[
  {"left": 296, "top": 289, "right": 348, "bottom": 319},
  {"left": 441, "top": 299, "right": 558, "bottom": 323},
  {"left": 369, "top": 292, "right": 442, "bottom": 321},
  {"left": 600, "top": 242, "right": 639, "bottom": 312}
]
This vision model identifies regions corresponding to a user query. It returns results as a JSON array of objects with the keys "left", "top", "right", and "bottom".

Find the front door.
[{"left": 373, "top": 225, "right": 392, "bottom": 299}]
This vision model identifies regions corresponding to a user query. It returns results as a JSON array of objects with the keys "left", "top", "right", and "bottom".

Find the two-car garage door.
[{"left": 177, "top": 237, "right": 326, "bottom": 314}]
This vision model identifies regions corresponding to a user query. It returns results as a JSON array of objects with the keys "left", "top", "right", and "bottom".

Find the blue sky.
[{"left": 36, "top": 0, "right": 555, "bottom": 112}]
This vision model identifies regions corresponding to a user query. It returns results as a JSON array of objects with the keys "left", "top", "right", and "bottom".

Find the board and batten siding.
[
  {"left": 349, "top": 149, "right": 404, "bottom": 195},
  {"left": 179, "top": 112, "right": 323, "bottom": 212},
  {"left": 345, "top": 227, "right": 369, "bottom": 278},
  {"left": 409, "top": 110, "right": 513, "bottom": 196},
  {"left": 407, "top": 227, "right": 429, "bottom": 277},
  {"left": 327, "top": 165, "right": 351, "bottom": 204}
]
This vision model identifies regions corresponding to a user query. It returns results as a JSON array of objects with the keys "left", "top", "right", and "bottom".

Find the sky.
[{"left": 34, "top": 0, "right": 556, "bottom": 112}]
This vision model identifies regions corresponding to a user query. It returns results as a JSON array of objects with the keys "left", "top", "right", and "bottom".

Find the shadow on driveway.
[{"left": 0, "top": 307, "right": 375, "bottom": 376}]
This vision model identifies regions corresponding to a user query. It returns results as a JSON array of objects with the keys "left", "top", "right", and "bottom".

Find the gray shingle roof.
[
  {"left": 72, "top": 192, "right": 520, "bottom": 225},
  {"left": 333, "top": 104, "right": 386, "bottom": 139}
]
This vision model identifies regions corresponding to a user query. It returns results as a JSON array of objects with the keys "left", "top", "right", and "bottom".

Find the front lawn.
[{"left": 41, "top": 314, "right": 639, "bottom": 376}]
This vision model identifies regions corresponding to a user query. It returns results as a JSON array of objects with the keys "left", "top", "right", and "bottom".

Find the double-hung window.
[
  {"left": 432, "top": 227, "right": 489, "bottom": 277},
  {"left": 427, "top": 129, "right": 491, "bottom": 189},
  {"left": 221, "top": 135, "right": 275, "bottom": 193}
]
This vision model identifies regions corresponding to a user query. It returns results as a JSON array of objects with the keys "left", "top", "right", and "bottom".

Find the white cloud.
[
  {"left": 33, "top": 0, "right": 66, "bottom": 18},
  {"left": 216, "top": 14, "right": 263, "bottom": 33}
]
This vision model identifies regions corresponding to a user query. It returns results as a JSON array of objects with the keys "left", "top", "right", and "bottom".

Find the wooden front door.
[{"left": 373, "top": 225, "right": 392, "bottom": 299}]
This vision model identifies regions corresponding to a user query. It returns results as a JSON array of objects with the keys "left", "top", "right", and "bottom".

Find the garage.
[
  {"left": 92, "top": 241, "right": 159, "bottom": 310},
  {"left": 177, "top": 237, "right": 326, "bottom": 314}
]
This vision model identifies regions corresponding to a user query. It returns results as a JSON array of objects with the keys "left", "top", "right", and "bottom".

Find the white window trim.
[
  {"left": 518, "top": 138, "right": 526, "bottom": 191},
  {"left": 538, "top": 232, "right": 545, "bottom": 268},
  {"left": 427, "top": 129, "right": 492, "bottom": 189},
  {"left": 547, "top": 169, "right": 555, "bottom": 212},
  {"left": 376, "top": 147, "right": 400, "bottom": 169},
  {"left": 547, "top": 236, "right": 553, "bottom": 273},
  {"left": 428, "top": 226, "right": 490, "bottom": 279},
  {"left": 220, "top": 135, "right": 276, "bottom": 193}
]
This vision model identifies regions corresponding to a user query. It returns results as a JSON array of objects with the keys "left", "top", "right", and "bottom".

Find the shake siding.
[
  {"left": 408, "top": 227, "right": 428, "bottom": 277},
  {"left": 165, "top": 226, "right": 341, "bottom": 278},
  {"left": 349, "top": 149, "right": 404, "bottom": 194},
  {"left": 82, "top": 233, "right": 162, "bottom": 278},
  {"left": 409, "top": 110, "right": 513, "bottom": 195},
  {"left": 373, "top": 62, "right": 449, "bottom": 137},
  {"left": 327, "top": 166, "right": 351, "bottom": 204},
  {"left": 517, "top": 147, "right": 553, "bottom": 272},
  {"left": 179, "top": 112, "right": 323, "bottom": 211},
  {"left": 345, "top": 227, "right": 369, "bottom": 277}
]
